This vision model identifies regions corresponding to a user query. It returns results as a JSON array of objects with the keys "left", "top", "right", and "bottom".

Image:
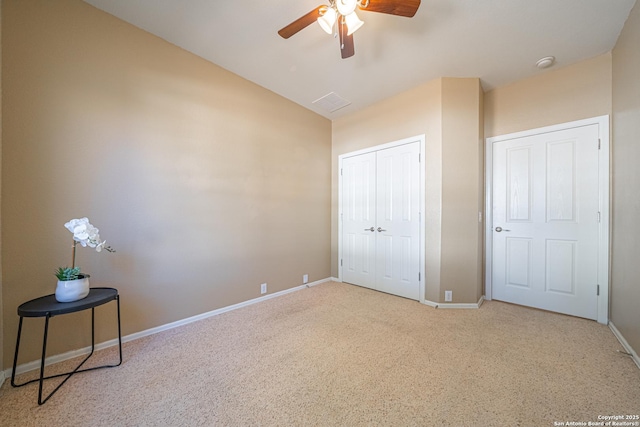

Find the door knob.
[
  {"left": 495, "top": 226, "right": 511, "bottom": 232},
  {"left": 364, "top": 227, "right": 375, "bottom": 232},
  {"left": 377, "top": 227, "right": 387, "bottom": 232}
]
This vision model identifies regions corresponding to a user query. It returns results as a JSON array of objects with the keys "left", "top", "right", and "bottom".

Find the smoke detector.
[{"left": 536, "top": 56, "right": 555, "bottom": 69}]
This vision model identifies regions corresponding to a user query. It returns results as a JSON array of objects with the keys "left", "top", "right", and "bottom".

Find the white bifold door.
[
  {"left": 341, "top": 142, "right": 421, "bottom": 300},
  {"left": 491, "top": 124, "right": 602, "bottom": 320}
]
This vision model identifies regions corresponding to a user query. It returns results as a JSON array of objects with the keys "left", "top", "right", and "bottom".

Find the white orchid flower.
[
  {"left": 65, "top": 217, "right": 89, "bottom": 234},
  {"left": 63, "top": 217, "right": 115, "bottom": 271},
  {"left": 95, "top": 241, "right": 106, "bottom": 252},
  {"left": 64, "top": 217, "right": 112, "bottom": 253}
]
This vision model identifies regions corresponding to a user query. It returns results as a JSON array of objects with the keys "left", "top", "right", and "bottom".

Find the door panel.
[
  {"left": 492, "top": 124, "right": 599, "bottom": 319},
  {"left": 545, "top": 239, "right": 576, "bottom": 294},
  {"left": 376, "top": 143, "right": 420, "bottom": 300},
  {"left": 505, "top": 237, "right": 532, "bottom": 288},
  {"left": 342, "top": 152, "right": 377, "bottom": 289},
  {"left": 506, "top": 146, "right": 532, "bottom": 222}
]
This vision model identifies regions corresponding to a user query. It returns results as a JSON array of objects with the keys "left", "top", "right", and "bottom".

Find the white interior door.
[
  {"left": 375, "top": 143, "right": 421, "bottom": 300},
  {"left": 341, "top": 141, "right": 421, "bottom": 300},
  {"left": 491, "top": 124, "right": 600, "bottom": 319},
  {"left": 342, "top": 152, "right": 377, "bottom": 290}
]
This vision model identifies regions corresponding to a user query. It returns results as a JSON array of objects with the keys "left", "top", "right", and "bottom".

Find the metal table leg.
[
  {"left": 11, "top": 298, "right": 123, "bottom": 405},
  {"left": 10, "top": 316, "right": 24, "bottom": 388}
]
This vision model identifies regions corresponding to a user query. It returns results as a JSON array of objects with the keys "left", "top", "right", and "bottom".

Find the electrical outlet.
[
  {"left": 445, "top": 290, "right": 452, "bottom": 302},
  {"left": 303, "top": 274, "right": 309, "bottom": 284},
  {"left": 261, "top": 283, "right": 267, "bottom": 294}
]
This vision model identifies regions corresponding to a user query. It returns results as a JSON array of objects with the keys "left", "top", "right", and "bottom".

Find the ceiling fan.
[{"left": 278, "top": 0, "right": 421, "bottom": 59}]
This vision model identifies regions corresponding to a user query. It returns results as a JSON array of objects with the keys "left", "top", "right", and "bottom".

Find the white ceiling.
[{"left": 83, "top": 0, "right": 636, "bottom": 119}]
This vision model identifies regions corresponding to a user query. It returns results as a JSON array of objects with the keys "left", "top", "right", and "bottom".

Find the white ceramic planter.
[{"left": 55, "top": 274, "right": 90, "bottom": 303}]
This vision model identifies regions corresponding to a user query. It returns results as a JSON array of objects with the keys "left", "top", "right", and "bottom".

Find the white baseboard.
[
  {"left": 0, "top": 370, "right": 5, "bottom": 387},
  {"left": 422, "top": 295, "right": 485, "bottom": 309},
  {"left": 4, "top": 277, "right": 333, "bottom": 379},
  {"left": 421, "top": 299, "right": 438, "bottom": 308},
  {"left": 609, "top": 321, "right": 640, "bottom": 370},
  {"left": 330, "top": 277, "right": 341, "bottom": 282}
]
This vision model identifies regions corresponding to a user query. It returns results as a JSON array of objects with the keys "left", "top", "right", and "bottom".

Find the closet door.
[
  {"left": 341, "top": 142, "right": 421, "bottom": 300},
  {"left": 376, "top": 143, "right": 421, "bottom": 300},
  {"left": 342, "top": 152, "right": 377, "bottom": 290}
]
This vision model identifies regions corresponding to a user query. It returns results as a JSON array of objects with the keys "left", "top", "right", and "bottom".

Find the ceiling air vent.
[{"left": 312, "top": 92, "right": 351, "bottom": 113}]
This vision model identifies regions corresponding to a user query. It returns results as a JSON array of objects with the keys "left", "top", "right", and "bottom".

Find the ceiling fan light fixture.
[
  {"left": 336, "top": 0, "right": 357, "bottom": 16},
  {"left": 317, "top": 6, "right": 337, "bottom": 34},
  {"left": 344, "top": 11, "right": 364, "bottom": 35}
]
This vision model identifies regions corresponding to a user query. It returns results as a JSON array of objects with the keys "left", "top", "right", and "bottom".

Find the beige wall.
[
  {"left": 484, "top": 53, "right": 613, "bottom": 138},
  {"left": 612, "top": 1, "right": 640, "bottom": 356},
  {"left": 332, "top": 78, "right": 483, "bottom": 304},
  {"left": 1, "top": 0, "right": 331, "bottom": 368},
  {"left": 440, "top": 78, "right": 484, "bottom": 303}
]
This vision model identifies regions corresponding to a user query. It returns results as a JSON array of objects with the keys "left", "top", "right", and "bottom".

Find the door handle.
[
  {"left": 364, "top": 227, "right": 375, "bottom": 232},
  {"left": 377, "top": 227, "right": 387, "bottom": 232},
  {"left": 494, "top": 226, "right": 511, "bottom": 232}
]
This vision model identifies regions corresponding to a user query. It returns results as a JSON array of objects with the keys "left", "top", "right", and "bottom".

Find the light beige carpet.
[{"left": 1, "top": 281, "right": 638, "bottom": 426}]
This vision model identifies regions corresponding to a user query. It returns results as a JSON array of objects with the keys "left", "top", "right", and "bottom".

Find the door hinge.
[
  {"left": 341, "top": 259, "right": 343, "bottom": 267},
  {"left": 597, "top": 211, "right": 601, "bottom": 223},
  {"left": 418, "top": 272, "right": 421, "bottom": 281},
  {"left": 597, "top": 284, "right": 600, "bottom": 296},
  {"left": 418, "top": 153, "right": 421, "bottom": 162},
  {"left": 340, "top": 168, "right": 343, "bottom": 176},
  {"left": 598, "top": 139, "right": 601, "bottom": 150}
]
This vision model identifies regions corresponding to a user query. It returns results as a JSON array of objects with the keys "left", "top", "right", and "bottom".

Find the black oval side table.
[{"left": 11, "top": 287, "right": 123, "bottom": 405}]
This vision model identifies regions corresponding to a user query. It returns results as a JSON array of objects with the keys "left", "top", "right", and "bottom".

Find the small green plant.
[{"left": 55, "top": 267, "right": 81, "bottom": 281}]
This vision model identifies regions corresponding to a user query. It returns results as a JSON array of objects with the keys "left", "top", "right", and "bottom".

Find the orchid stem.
[{"left": 72, "top": 240, "right": 77, "bottom": 269}]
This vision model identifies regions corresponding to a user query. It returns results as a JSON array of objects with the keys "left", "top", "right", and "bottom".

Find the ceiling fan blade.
[
  {"left": 339, "top": 19, "right": 355, "bottom": 59},
  {"left": 278, "top": 6, "right": 324, "bottom": 39},
  {"left": 358, "top": 0, "right": 421, "bottom": 17}
]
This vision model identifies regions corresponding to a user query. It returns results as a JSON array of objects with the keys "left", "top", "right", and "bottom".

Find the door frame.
[
  {"left": 338, "top": 135, "right": 426, "bottom": 303},
  {"left": 484, "top": 116, "right": 610, "bottom": 324}
]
